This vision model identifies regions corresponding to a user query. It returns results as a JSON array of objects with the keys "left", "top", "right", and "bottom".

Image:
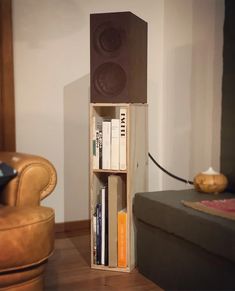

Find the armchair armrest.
[{"left": 0, "top": 152, "right": 57, "bottom": 206}]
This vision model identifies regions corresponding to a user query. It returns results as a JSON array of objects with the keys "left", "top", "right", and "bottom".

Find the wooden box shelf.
[{"left": 89, "top": 103, "right": 148, "bottom": 272}]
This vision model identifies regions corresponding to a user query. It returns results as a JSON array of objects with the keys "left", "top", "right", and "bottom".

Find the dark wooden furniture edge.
[
  {"left": 0, "top": 0, "right": 16, "bottom": 151},
  {"left": 55, "top": 219, "right": 90, "bottom": 237}
]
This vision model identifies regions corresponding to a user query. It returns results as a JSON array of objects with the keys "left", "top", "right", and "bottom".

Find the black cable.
[{"left": 148, "top": 152, "right": 194, "bottom": 185}]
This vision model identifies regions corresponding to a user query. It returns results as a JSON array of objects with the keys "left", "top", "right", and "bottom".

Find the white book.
[
  {"left": 92, "top": 213, "right": 97, "bottom": 264},
  {"left": 102, "top": 120, "right": 111, "bottom": 169},
  {"left": 101, "top": 187, "right": 106, "bottom": 265},
  {"left": 119, "top": 108, "right": 127, "bottom": 170},
  {"left": 111, "top": 119, "right": 120, "bottom": 170}
]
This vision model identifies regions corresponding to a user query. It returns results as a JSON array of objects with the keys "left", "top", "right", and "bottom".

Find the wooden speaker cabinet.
[{"left": 90, "top": 12, "right": 147, "bottom": 103}]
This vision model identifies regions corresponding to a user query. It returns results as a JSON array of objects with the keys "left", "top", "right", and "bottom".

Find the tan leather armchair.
[{"left": 0, "top": 152, "right": 57, "bottom": 291}]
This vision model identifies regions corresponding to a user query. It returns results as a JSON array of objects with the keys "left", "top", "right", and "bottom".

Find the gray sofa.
[{"left": 134, "top": 189, "right": 235, "bottom": 290}]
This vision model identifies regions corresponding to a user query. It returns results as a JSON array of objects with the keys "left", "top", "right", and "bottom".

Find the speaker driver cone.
[
  {"left": 94, "top": 62, "right": 127, "bottom": 97},
  {"left": 94, "top": 23, "right": 122, "bottom": 56}
]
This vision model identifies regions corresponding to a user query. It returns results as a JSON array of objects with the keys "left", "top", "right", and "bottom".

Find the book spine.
[
  {"left": 108, "top": 175, "right": 125, "bottom": 267},
  {"left": 98, "top": 130, "right": 102, "bottom": 169},
  {"left": 101, "top": 187, "right": 106, "bottom": 265},
  {"left": 105, "top": 186, "right": 109, "bottom": 266},
  {"left": 108, "top": 175, "right": 117, "bottom": 267},
  {"left": 95, "top": 130, "right": 100, "bottom": 169},
  {"left": 119, "top": 108, "right": 127, "bottom": 170},
  {"left": 92, "top": 116, "right": 101, "bottom": 169},
  {"left": 92, "top": 211, "right": 97, "bottom": 264},
  {"left": 96, "top": 203, "right": 102, "bottom": 265},
  {"left": 92, "top": 116, "right": 97, "bottom": 169},
  {"left": 118, "top": 209, "right": 127, "bottom": 268},
  {"left": 111, "top": 119, "right": 120, "bottom": 170},
  {"left": 102, "top": 121, "right": 111, "bottom": 169},
  {"left": 94, "top": 117, "right": 102, "bottom": 169}
]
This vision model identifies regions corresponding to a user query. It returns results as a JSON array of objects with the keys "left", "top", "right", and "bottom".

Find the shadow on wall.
[{"left": 64, "top": 74, "right": 90, "bottom": 222}]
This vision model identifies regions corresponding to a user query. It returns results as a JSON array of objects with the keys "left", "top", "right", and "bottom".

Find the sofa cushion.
[
  {"left": 0, "top": 162, "right": 17, "bottom": 190},
  {"left": 0, "top": 206, "right": 54, "bottom": 272},
  {"left": 134, "top": 189, "right": 235, "bottom": 263}
]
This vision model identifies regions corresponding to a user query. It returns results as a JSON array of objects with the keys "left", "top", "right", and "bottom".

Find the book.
[
  {"left": 101, "top": 187, "right": 105, "bottom": 265},
  {"left": 95, "top": 130, "right": 100, "bottom": 169},
  {"left": 182, "top": 198, "right": 235, "bottom": 221},
  {"left": 108, "top": 175, "right": 126, "bottom": 267},
  {"left": 101, "top": 186, "right": 109, "bottom": 265},
  {"left": 92, "top": 211, "right": 97, "bottom": 264},
  {"left": 92, "top": 116, "right": 97, "bottom": 169},
  {"left": 102, "top": 120, "right": 111, "bottom": 169},
  {"left": 92, "top": 116, "right": 100, "bottom": 169},
  {"left": 98, "top": 130, "right": 102, "bottom": 169},
  {"left": 117, "top": 208, "right": 127, "bottom": 268},
  {"left": 105, "top": 186, "right": 109, "bottom": 266},
  {"left": 119, "top": 108, "right": 127, "bottom": 170},
  {"left": 95, "top": 118, "right": 103, "bottom": 169},
  {"left": 96, "top": 203, "right": 102, "bottom": 265},
  {"left": 93, "top": 116, "right": 102, "bottom": 169},
  {"left": 111, "top": 119, "right": 120, "bottom": 170}
]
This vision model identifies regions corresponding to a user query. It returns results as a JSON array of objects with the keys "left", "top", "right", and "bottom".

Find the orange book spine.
[{"left": 117, "top": 210, "right": 127, "bottom": 268}]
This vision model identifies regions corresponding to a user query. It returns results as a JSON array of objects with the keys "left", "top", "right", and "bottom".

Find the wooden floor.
[{"left": 44, "top": 231, "right": 163, "bottom": 291}]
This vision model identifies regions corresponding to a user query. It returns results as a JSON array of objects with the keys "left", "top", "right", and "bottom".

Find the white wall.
[
  {"left": 160, "top": 0, "right": 224, "bottom": 190},
  {"left": 13, "top": 0, "right": 224, "bottom": 223}
]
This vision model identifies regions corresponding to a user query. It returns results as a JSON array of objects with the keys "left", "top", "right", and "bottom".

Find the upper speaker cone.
[{"left": 94, "top": 23, "right": 123, "bottom": 56}]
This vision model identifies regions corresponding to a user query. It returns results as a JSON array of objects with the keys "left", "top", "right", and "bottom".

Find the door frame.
[{"left": 0, "top": 0, "right": 15, "bottom": 151}]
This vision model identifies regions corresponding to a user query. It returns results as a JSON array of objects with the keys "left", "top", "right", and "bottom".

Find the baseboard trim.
[{"left": 55, "top": 219, "right": 90, "bottom": 234}]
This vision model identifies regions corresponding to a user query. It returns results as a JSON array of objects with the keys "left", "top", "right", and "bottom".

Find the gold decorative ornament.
[{"left": 194, "top": 167, "right": 228, "bottom": 194}]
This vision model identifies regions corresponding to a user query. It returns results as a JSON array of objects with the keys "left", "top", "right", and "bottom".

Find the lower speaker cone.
[{"left": 94, "top": 62, "right": 127, "bottom": 97}]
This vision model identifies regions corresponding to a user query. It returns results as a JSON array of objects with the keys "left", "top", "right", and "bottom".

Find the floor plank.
[{"left": 44, "top": 233, "right": 163, "bottom": 291}]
